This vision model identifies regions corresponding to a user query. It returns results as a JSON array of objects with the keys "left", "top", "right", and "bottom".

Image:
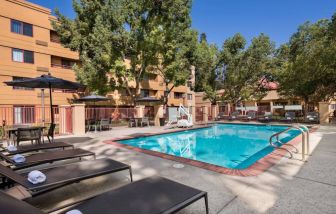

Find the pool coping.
[{"left": 104, "top": 124, "right": 318, "bottom": 176}]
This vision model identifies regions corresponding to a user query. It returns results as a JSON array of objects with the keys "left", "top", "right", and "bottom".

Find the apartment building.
[
  {"left": 0, "top": 0, "right": 195, "bottom": 125},
  {"left": 0, "top": 0, "right": 79, "bottom": 125}
]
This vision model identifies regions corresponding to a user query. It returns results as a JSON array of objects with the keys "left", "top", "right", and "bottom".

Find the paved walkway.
[{"left": 29, "top": 125, "right": 336, "bottom": 214}]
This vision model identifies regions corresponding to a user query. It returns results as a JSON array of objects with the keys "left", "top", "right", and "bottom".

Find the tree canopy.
[
  {"left": 277, "top": 12, "right": 336, "bottom": 113},
  {"left": 53, "top": 0, "right": 126, "bottom": 95},
  {"left": 193, "top": 34, "right": 222, "bottom": 104},
  {"left": 53, "top": 1, "right": 336, "bottom": 110},
  {"left": 53, "top": 0, "right": 194, "bottom": 105},
  {"left": 220, "top": 33, "right": 276, "bottom": 105}
]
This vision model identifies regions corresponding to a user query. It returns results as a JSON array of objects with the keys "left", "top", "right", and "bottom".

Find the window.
[
  {"left": 12, "top": 49, "right": 34, "bottom": 63},
  {"left": 11, "top": 20, "right": 21, "bottom": 34},
  {"left": 143, "top": 73, "right": 157, "bottom": 81},
  {"left": 140, "top": 89, "right": 150, "bottom": 97},
  {"left": 11, "top": 19, "right": 33, "bottom": 37},
  {"left": 331, "top": 104, "right": 336, "bottom": 110},
  {"left": 12, "top": 49, "right": 23, "bottom": 62},
  {"left": 14, "top": 106, "right": 35, "bottom": 124},
  {"left": 12, "top": 77, "right": 34, "bottom": 90},
  {"left": 51, "top": 56, "right": 75, "bottom": 69},
  {"left": 187, "top": 94, "right": 193, "bottom": 100},
  {"left": 174, "top": 92, "right": 184, "bottom": 99},
  {"left": 61, "top": 59, "right": 75, "bottom": 69}
]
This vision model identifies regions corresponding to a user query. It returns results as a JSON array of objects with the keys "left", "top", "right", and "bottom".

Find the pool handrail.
[{"left": 269, "top": 125, "right": 309, "bottom": 161}]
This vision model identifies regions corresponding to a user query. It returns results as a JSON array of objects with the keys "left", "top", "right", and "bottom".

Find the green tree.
[
  {"left": 277, "top": 14, "right": 336, "bottom": 115},
  {"left": 193, "top": 34, "right": 222, "bottom": 104},
  {"left": 220, "top": 33, "right": 275, "bottom": 105},
  {"left": 145, "top": 0, "right": 196, "bottom": 107},
  {"left": 53, "top": 0, "right": 125, "bottom": 95},
  {"left": 54, "top": 0, "right": 194, "bottom": 106},
  {"left": 117, "top": 0, "right": 195, "bottom": 105}
]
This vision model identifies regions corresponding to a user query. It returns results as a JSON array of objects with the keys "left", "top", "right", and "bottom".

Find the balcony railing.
[
  {"left": 51, "top": 63, "right": 73, "bottom": 69},
  {"left": 50, "top": 37, "right": 61, "bottom": 43}
]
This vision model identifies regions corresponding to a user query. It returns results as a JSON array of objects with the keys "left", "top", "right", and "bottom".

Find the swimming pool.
[{"left": 117, "top": 124, "right": 301, "bottom": 170}]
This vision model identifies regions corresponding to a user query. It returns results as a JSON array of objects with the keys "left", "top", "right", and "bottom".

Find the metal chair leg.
[
  {"left": 204, "top": 193, "right": 209, "bottom": 214},
  {"left": 129, "top": 167, "right": 133, "bottom": 182}
]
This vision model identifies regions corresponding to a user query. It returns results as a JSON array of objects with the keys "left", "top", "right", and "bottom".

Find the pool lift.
[
  {"left": 269, "top": 124, "right": 310, "bottom": 161},
  {"left": 177, "top": 104, "right": 193, "bottom": 128}
]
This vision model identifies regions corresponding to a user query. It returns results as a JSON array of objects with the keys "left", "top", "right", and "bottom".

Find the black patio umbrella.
[
  {"left": 77, "top": 94, "right": 109, "bottom": 125},
  {"left": 135, "top": 97, "right": 162, "bottom": 103},
  {"left": 77, "top": 94, "right": 109, "bottom": 102},
  {"left": 5, "top": 74, "right": 84, "bottom": 141}
]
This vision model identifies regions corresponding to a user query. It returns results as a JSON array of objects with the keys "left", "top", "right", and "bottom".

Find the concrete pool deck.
[{"left": 28, "top": 125, "right": 336, "bottom": 213}]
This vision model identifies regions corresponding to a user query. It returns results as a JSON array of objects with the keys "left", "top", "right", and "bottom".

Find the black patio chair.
[
  {"left": 281, "top": 112, "right": 296, "bottom": 123},
  {"left": 140, "top": 117, "right": 150, "bottom": 127},
  {"left": 216, "top": 112, "right": 225, "bottom": 121},
  {"left": 229, "top": 111, "right": 240, "bottom": 120},
  {"left": 241, "top": 111, "right": 257, "bottom": 121},
  {"left": 16, "top": 127, "right": 42, "bottom": 146},
  {"left": 99, "top": 118, "right": 112, "bottom": 131},
  {"left": 2, "top": 141, "right": 74, "bottom": 156},
  {"left": 0, "top": 158, "right": 132, "bottom": 197},
  {"left": 0, "top": 191, "right": 45, "bottom": 214},
  {"left": 258, "top": 112, "right": 273, "bottom": 122},
  {"left": 306, "top": 112, "right": 319, "bottom": 123},
  {"left": 128, "top": 118, "right": 137, "bottom": 127},
  {"left": 61, "top": 176, "right": 208, "bottom": 214},
  {"left": 0, "top": 148, "right": 95, "bottom": 170},
  {"left": 0, "top": 176, "right": 207, "bottom": 214}
]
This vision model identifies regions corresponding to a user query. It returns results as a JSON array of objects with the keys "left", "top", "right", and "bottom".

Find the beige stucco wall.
[{"left": 319, "top": 102, "right": 330, "bottom": 124}]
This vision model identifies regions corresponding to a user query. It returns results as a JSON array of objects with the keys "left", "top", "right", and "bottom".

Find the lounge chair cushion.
[
  {"left": 1, "top": 148, "right": 94, "bottom": 169},
  {"left": 6, "top": 142, "right": 74, "bottom": 155},
  {"left": 0, "top": 158, "right": 131, "bottom": 195},
  {"left": 65, "top": 176, "right": 206, "bottom": 214},
  {"left": 0, "top": 191, "right": 43, "bottom": 214}
]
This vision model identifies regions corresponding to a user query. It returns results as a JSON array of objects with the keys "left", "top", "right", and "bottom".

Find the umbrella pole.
[
  {"left": 49, "top": 83, "right": 54, "bottom": 142},
  {"left": 94, "top": 101, "right": 97, "bottom": 133},
  {"left": 41, "top": 89, "right": 45, "bottom": 126}
]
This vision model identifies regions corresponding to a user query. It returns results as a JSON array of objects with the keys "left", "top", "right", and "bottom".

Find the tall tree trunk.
[
  {"left": 163, "top": 83, "right": 175, "bottom": 120},
  {"left": 133, "top": 83, "right": 141, "bottom": 107}
]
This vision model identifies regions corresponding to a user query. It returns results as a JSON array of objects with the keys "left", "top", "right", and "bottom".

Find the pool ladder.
[{"left": 269, "top": 125, "right": 310, "bottom": 161}]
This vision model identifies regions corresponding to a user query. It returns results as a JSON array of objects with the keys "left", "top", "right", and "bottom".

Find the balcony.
[
  {"left": 51, "top": 55, "right": 77, "bottom": 70},
  {"left": 50, "top": 31, "right": 61, "bottom": 44},
  {"left": 51, "top": 63, "right": 73, "bottom": 69}
]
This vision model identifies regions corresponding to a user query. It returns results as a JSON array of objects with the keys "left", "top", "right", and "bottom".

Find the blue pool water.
[{"left": 118, "top": 124, "right": 301, "bottom": 169}]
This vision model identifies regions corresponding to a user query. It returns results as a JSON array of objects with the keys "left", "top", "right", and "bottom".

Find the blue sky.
[{"left": 29, "top": 0, "right": 335, "bottom": 47}]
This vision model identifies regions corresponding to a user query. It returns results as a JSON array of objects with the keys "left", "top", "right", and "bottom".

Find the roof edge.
[{"left": 6, "top": 0, "right": 51, "bottom": 15}]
